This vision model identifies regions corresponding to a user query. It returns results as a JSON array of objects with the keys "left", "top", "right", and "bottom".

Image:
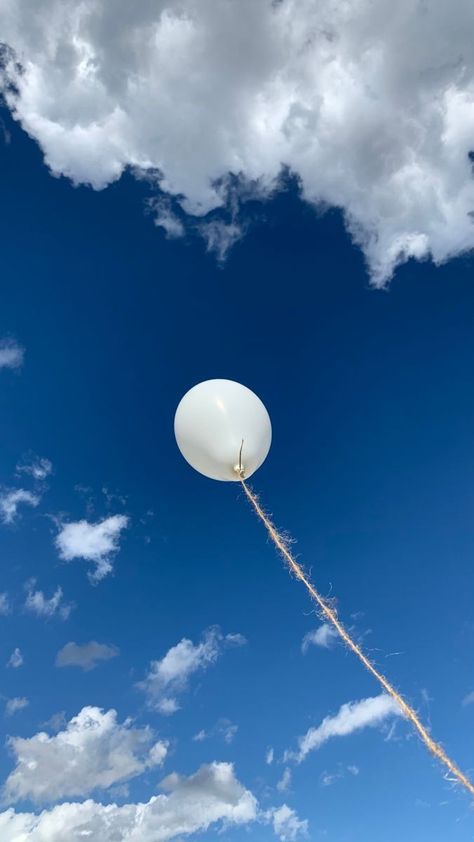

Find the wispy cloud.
[
  {"left": 16, "top": 455, "right": 53, "bottom": 482},
  {"left": 5, "top": 697, "right": 29, "bottom": 717},
  {"left": 320, "top": 763, "right": 360, "bottom": 787},
  {"left": 0, "top": 489, "right": 40, "bottom": 524},
  {"left": 138, "top": 627, "right": 246, "bottom": 714},
  {"left": 0, "top": 593, "right": 11, "bottom": 616},
  {"left": 289, "top": 694, "right": 403, "bottom": 763},
  {"left": 276, "top": 768, "right": 292, "bottom": 793},
  {"left": 56, "top": 641, "right": 119, "bottom": 671},
  {"left": 193, "top": 719, "right": 238, "bottom": 745},
  {"left": 55, "top": 514, "right": 129, "bottom": 582},
  {"left": 0, "top": 339, "right": 24, "bottom": 371},
  {"left": 24, "top": 581, "right": 72, "bottom": 620},
  {"left": 7, "top": 648, "right": 23, "bottom": 669}
]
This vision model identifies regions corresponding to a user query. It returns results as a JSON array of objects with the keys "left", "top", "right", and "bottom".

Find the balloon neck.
[{"left": 235, "top": 439, "right": 246, "bottom": 479}]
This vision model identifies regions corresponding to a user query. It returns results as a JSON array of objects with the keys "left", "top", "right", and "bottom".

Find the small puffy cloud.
[
  {"left": 5, "top": 698, "right": 28, "bottom": 718},
  {"left": 462, "top": 691, "right": 474, "bottom": 707},
  {"left": 138, "top": 627, "right": 246, "bottom": 714},
  {"left": 268, "top": 805, "right": 308, "bottom": 841},
  {"left": 24, "top": 582, "right": 72, "bottom": 620},
  {"left": 0, "top": 593, "right": 11, "bottom": 616},
  {"left": 292, "top": 694, "right": 403, "bottom": 763},
  {"left": 301, "top": 623, "right": 337, "bottom": 653},
  {"left": 56, "top": 641, "right": 119, "bottom": 671},
  {"left": 0, "top": 761, "right": 257, "bottom": 841},
  {"left": 3, "top": 706, "right": 168, "bottom": 804},
  {"left": 55, "top": 514, "right": 129, "bottom": 582},
  {"left": 276, "top": 768, "right": 292, "bottom": 793},
  {"left": 266, "top": 747, "right": 274, "bottom": 766},
  {"left": 0, "top": 489, "right": 40, "bottom": 524},
  {"left": 7, "top": 648, "right": 23, "bottom": 669},
  {"left": 16, "top": 456, "right": 53, "bottom": 482},
  {"left": 0, "top": 339, "right": 24, "bottom": 371}
]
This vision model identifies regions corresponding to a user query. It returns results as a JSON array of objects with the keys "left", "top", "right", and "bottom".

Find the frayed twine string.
[{"left": 237, "top": 467, "right": 474, "bottom": 797}]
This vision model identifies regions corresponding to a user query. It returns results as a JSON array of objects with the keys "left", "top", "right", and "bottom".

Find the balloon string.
[{"left": 238, "top": 476, "right": 474, "bottom": 798}]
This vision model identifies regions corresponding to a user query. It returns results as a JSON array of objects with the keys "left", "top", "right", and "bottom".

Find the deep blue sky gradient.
[{"left": 2, "top": 106, "right": 474, "bottom": 840}]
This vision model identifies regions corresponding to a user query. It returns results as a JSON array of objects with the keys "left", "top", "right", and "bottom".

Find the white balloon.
[{"left": 174, "top": 379, "right": 272, "bottom": 481}]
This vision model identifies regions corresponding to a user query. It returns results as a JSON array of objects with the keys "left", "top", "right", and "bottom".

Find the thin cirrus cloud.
[
  {"left": 2, "top": 1, "right": 474, "bottom": 283},
  {"left": 16, "top": 455, "right": 53, "bottom": 482},
  {"left": 24, "top": 581, "right": 72, "bottom": 621},
  {"left": 55, "top": 514, "right": 129, "bottom": 583},
  {"left": 193, "top": 719, "right": 238, "bottom": 745},
  {"left": 288, "top": 694, "right": 403, "bottom": 764},
  {"left": 56, "top": 641, "right": 119, "bottom": 671},
  {"left": 0, "top": 593, "right": 11, "bottom": 616},
  {"left": 0, "top": 338, "right": 24, "bottom": 371},
  {"left": 138, "top": 627, "right": 247, "bottom": 714},
  {"left": 0, "top": 489, "right": 40, "bottom": 525},
  {"left": 3, "top": 706, "right": 168, "bottom": 804},
  {"left": 5, "top": 697, "right": 29, "bottom": 718},
  {"left": 7, "top": 648, "right": 23, "bottom": 669},
  {"left": 0, "top": 761, "right": 259, "bottom": 842}
]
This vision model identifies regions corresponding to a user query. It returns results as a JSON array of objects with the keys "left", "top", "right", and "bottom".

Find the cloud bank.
[
  {"left": 1, "top": 0, "right": 474, "bottom": 283},
  {"left": 0, "top": 761, "right": 257, "bottom": 842}
]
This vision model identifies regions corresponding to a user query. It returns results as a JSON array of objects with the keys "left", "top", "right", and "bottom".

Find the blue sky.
[{"left": 2, "top": 3, "right": 474, "bottom": 839}]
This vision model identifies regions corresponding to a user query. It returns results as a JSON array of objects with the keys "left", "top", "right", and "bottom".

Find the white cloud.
[
  {"left": 0, "top": 489, "right": 40, "bottom": 524},
  {"left": 148, "top": 197, "right": 185, "bottom": 238},
  {"left": 55, "top": 514, "right": 129, "bottom": 582},
  {"left": 16, "top": 455, "right": 53, "bottom": 482},
  {"left": 4, "top": 706, "right": 168, "bottom": 804},
  {"left": 56, "top": 641, "right": 119, "bottom": 671},
  {"left": 5, "top": 698, "right": 29, "bottom": 717},
  {"left": 320, "top": 764, "right": 358, "bottom": 787},
  {"left": 7, "top": 648, "right": 23, "bottom": 669},
  {"left": 276, "top": 768, "right": 292, "bottom": 793},
  {"left": 2, "top": 1, "right": 474, "bottom": 283},
  {"left": 462, "top": 691, "right": 474, "bottom": 707},
  {"left": 0, "top": 339, "right": 24, "bottom": 371},
  {"left": 301, "top": 623, "right": 337, "bottom": 653},
  {"left": 192, "top": 719, "right": 238, "bottom": 745},
  {"left": 268, "top": 805, "right": 308, "bottom": 841},
  {"left": 138, "top": 627, "right": 246, "bottom": 714},
  {"left": 24, "top": 582, "right": 72, "bottom": 620},
  {"left": 0, "top": 593, "right": 11, "bottom": 616},
  {"left": 293, "top": 694, "right": 403, "bottom": 763},
  {"left": 266, "top": 747, "right": 274, "bottom": 765},
  {"left": 0, "top": 761, "right": 257, "bottom": 841}
]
